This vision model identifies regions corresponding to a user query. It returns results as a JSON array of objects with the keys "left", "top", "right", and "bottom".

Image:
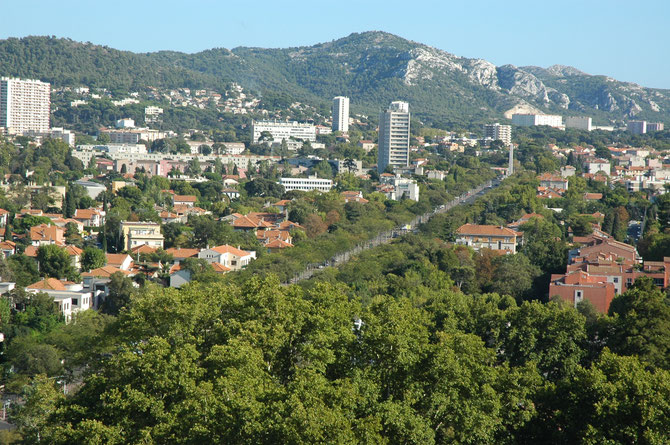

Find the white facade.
[
  {"left": 78, "top": 144, "right": 147, "bottom": 155},
  {"left": 332, "top": 96, "right": 350, "bottom": 133},
  {"left": 647, "top": 122, "right": 664, "bottom": 132},
  {"left": 0, "top": 77, "right": 51, "bottom": 133},
  {"left": 378, "top": 101, "right": 410, "bottom": 172},
  {"left": 279, "top": 175, "right": 333, "bottom": 192},
  {"left": 100, "top": 128, "right": 175, "bottom": 144},
  {"left": 251, "top": 120, "right": 316, "bottom": 143},
  {"left": 565, "top": 116, "right": 593, "bottom": 131},
  {"left": 512, "top": 113, "right": 563, "bottom": 128},
  {"left": 197, "top": 246, "right": 256, "bottom": 270},
  {"left": 483, "top": 123, "right": 512, "bottom": 145},
  {"left": 115, "top": 118, "right": 135, "bottom": 128},
  {"left": 144, "top": 106, "right": 163, "bottom": 124},
  {"left": 22, "top": 127, "right": 75, "bottom": 147},
  {"left": 587, "top": 159, "right": 611, "bottom": 175}
]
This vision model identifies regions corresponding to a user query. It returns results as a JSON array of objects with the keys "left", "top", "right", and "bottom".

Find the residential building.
[
  {"left": 99, "top": 127, "right": 175, "bottom": 144},
  {"left": 197, "top": 245, "right": 256, "bottom": 270},
  {"left": 144, "top": 106, "right": 163, "bottom": 124},
  {"left": 565, "top": 116, "right": 593, "bottom": 131},
  {"left": 455, "top": 224, "right": 519, "bottom": 254},
  {"left": 172, "top": 195, "right": 197, "bottom": 207},
  {"left": 378, "top": 174, "right": 420, "bottom": 201},
  {"left": 25, "top": 278, "right": 92, "bottom": 323},
  {"left": 73, "top": 208, "right": 106, "bottom": 227},
  {"left": 279, "top": 175, "right": 333, "bottom": 192},
  {"left": 512, "top": 114, "right": 563, "bottom": 128},
  {"left": 647, "top": 122, "right": 664, "bottom": 132},
  {"left": 0, "top": 77, "right": 51, "bottom": 133},
  {"left": 538, "top": 173, "right": 569, "bottom": 191},
  {"left": 627, "top": 121, "right": 647, "bottom": 134},
  {"left": 251, "top": 120, "right": 317, "bottom": 144},
  {"left": 586, "top": 159, "right": 612, "bottom": 175},
  {"left": 120, "top": 221, "right": 164, "bottom": 251},
  {"left": 30, "top": 224, "right": 65, "bottom": 247},
  {"left": 332, "top": 96, "right": 350, "bottom": 133},
  {"left": 23, "top": 127, "right": 75, "bottom": 147},
  {"left": 483, "top": 123, "right": 512, "bottom": 145},
  {"left": 378, "top": 101, "right": 410, "bottom": 172},
  {"left": 549, "top": 270, "right": 616, "bottom": 313},
  {"left": 221, "top": 142, "right": 245, "bottom": 155}
]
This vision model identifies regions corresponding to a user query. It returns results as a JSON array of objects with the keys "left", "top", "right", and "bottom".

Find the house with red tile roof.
[
  {"left": 30, "top": 224, "right": 65, "bottom": 247},
  {"left": 105, "top": 253, "right": 133, "bottom": 271},
  {"left": 455, "top": 224, "right": 519, "bottom": 254},
  {"left": 197, "top": 245, "right": 256, "bottom": 270},
  {"left": 172, "top": 195, "right": 197, "bottom": 207},
  {"left": 549, "top": 270, "right": 616, "bottom": 313},
  {"left": 74, "top": 208, "right": 106, "bottom": 227},
  {"left": 25, "top": 278, "right": 92, "bottom": 323}
]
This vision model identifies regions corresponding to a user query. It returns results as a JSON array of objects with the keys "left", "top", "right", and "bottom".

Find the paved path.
[{"left": 286, "top": 178, "right": 500, "bottom": 284}]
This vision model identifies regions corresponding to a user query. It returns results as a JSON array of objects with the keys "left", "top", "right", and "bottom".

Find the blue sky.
[{"left": 2, "top": 0, "right": 668, "bottom": 88}]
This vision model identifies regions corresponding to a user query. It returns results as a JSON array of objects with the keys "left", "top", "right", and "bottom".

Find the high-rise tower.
[
  {"left": 0, "top": 77, "right": 51, "bottom": 134},
  {"left": 332, "top": 96, "right": 349, "bottom": 133},
  {"left": 377, "top": 101, "right": 410, "bottom": 173}
]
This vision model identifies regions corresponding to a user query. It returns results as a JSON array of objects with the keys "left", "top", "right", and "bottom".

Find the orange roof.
[
  {"left": 0, "top": 241, "right": 16, "bottom": 250},
  {"left": 173, "top": 195, "right": 197, "bottom": 202},
  {"left": 131, "top": 244, "right": 157, "bottom": 254},
  {"left": 209, "top": 245, "right": 251, "bottom": 256},
  {"left": 30, "top": 224, "right": 64, "bottom": 242},
  {"left": 0, "top": 209, "right": 8, "bottom": 215},
  {"left": 24, "top": 245, "right": 39, "bottom": 257},
  {"left": 266, "top": 239, "right": 294, "bottom": 249},
  {"left": 584, "top": 193, "right": 603, "bottom": 200},
  {"left": 82, "top": 265, "right": 132, "bottom": 278},
  {"left": 165, "top": 248, "right": 199, "bottom": 258},
  {"left": 456, "top": 224, "right": 519, "bottom": 237},
  {"left": 74, "top": 208, "right": 102, "bottom": 219},
  {"left": 105, "top": 253, "right": 131, "bottom": 267},
  {"left": 63, "top": 245, "right": 83, "bottom": 256},
  {"left": 273, "top": 200, "right": 292, "bottom": 206},
  {"left": 26, "top": 278, "right": 67, "bottom": 291},
  {"left": 211, "top": 262, "right": 231, "bottom": 273}
]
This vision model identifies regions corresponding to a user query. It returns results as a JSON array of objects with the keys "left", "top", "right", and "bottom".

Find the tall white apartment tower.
[
  {"left": 332, "top": 96, "right": 350, "bottom": 133},
  {"left": 483, "top": 123, "right": 512, "bottom": 146},
  {"left": 377, "top": 101, "right": 410, "bottom": 173},
  {"left": 0, "top": 77, "right": 51, "bottom": 134}
]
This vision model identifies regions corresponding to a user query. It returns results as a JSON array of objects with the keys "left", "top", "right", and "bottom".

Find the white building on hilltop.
[
  {"left": 512, "top": 113, "right": 563, "bottom": 128},
  {"left": 0, "top": 77, "right": 51, "bottom": 134},
  {"left": 377, "top": 101, "right": 410, "bottom": 172},
  {"left": 251, "top": 120, "right": 317, "bottom": 144},
  {"left": 332, "top": 96, "right": 350, "bottom": 133}
]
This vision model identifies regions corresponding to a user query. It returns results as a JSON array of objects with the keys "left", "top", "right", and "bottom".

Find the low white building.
[
  {"left": 586, "top": 159, "right": 611, "bottom": 175},
  {"left": 512, "top": 114, "right": 563, "bottom": 128},
  {"left": 197, "top": 245, "right": 256, "bottom": 270},
  {"left": 25, "top": 278, "right": 92, "bottom": 323},
  {"left": 565, "top": 116, "right": 593, "bottom": 131},
  {"left": 279, "top": 175, "right": 333, "bottom": 192},
  {"left": 379, "top": 174, "right": 420, "bottom": 201},
  {"left": 251, "top": 120, "right": 317, "bottom": 143}
]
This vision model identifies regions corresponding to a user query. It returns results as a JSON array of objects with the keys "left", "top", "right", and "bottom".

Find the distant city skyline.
[{"left": 2, "top": 0, "right": 669, "bottom": 89}]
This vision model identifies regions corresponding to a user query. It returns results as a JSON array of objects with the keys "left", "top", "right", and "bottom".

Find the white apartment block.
[
  {"left": 251, "top": 120, "right": 316, "bottom": 144},
  {"left": 647, "top": 122, "right": 664, "bottom": 132},
  {"left": 279, "top": 175, "right": 333, "bottom": 192},
  {"left": 483, "top": 123, "right": 512, "bottom": 145},
  {"left": 565, "top": 116, "right": 593, "bottom": 131},
  {"left": 99, "top": 127, "right": 176, "bottom": 144},
  {"left": 378, "top": 101, "right": 410, "bottom": 172},
  {"left": 145, "top": 106, "right": 164, "bottom": 123},
  {"left": 0, "top": 77, "right": 51, "bottom": 133},
  {"left": 512, "top": 113, "right": 563, "bottom": 128},
  {"left": 23, "top": 127, "right": 75, "bottom": 147},
  {"left": 332, "top": 96, "right": 350, "bottom": 133}
]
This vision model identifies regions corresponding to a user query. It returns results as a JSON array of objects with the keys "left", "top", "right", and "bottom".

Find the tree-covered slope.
[{"left": 1, "top": 33, "right": 669, "bottom": 126}]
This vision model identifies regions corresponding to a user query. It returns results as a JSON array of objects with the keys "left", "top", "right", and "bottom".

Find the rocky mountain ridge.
[{"left": 0, "top": 32, "right": 668, "bottom": 126}]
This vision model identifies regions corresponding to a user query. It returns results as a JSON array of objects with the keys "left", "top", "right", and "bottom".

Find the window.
[{"left": 613, "top": 277, "right": 618, "bottom": 283}]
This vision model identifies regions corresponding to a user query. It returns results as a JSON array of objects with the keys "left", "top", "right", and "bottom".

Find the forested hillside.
[{"left": 2, "top": 33, "right": 669, "bottom": 128}]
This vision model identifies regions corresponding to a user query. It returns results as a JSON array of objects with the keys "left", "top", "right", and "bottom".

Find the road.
[{"left": 286, "top": 178, "right": 500, "bottom": 284}]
